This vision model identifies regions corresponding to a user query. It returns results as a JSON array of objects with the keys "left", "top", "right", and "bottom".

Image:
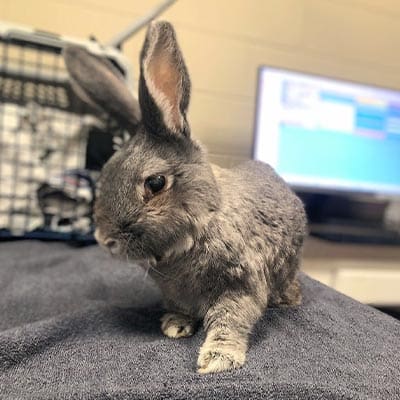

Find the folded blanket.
[{"left": 0, "top": 241, "right": 399, "bottom": 399}]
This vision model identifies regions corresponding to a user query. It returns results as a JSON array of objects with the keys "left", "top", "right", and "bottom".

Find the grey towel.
[{"left": 0, "top": 241, "right": 399, "bottom": 399}]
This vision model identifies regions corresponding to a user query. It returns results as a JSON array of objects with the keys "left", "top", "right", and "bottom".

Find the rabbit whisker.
[{"left": 149, "top": 264, "right": 176, "bottom": 281}]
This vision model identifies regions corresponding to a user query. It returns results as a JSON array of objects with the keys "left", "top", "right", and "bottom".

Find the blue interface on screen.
[{"left": 253, "top": 67, "right": 400, "bottom": 195}]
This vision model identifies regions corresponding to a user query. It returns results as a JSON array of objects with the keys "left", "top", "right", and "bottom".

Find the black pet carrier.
[{"left": 0, "top": 0, "right": 176, "bottom": 242}]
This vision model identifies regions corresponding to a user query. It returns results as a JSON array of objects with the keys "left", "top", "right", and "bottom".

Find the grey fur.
[
  {"left": 64, "top": 20, "right": 307, "bottom": 374},
  {"left": 63, "top": 46, "right": 141, "bottom": 130}
]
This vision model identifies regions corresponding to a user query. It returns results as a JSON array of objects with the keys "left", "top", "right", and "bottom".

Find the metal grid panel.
[{"left": 0, "top": 37, "right": 123, "bottom": 241}]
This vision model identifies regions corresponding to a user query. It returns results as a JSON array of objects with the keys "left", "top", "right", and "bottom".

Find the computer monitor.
[{"left": 253, "top": 66, "right": 400, "bottom": 197}]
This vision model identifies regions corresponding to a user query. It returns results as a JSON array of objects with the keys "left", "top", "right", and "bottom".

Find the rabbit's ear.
[
  {"left": 63, "top": 46, "right": 141, "bottom": 130},
  {"left": 139, "top": 21, "right": 191, "bottom": 138}
]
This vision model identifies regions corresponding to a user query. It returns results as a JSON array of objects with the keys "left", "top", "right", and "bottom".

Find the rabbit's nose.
[{"left": 104, "top": 238, "right": 120, "bottom": 255}]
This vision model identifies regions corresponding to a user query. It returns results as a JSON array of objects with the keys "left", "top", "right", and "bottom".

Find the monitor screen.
[{"left": 253, "top": 66, "right": 400, "bottom": 196}]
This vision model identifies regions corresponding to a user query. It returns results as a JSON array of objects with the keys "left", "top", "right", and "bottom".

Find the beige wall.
[{"left": 2, "top": 0, "right": 400, "bottom": 165}]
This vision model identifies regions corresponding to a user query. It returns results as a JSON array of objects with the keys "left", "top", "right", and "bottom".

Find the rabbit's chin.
[
  {"left": 103, "top": 243, "right": 151, "bottom": 265},
  {"left": 121, "top": 233, "right": 195, "bottom": 268}
]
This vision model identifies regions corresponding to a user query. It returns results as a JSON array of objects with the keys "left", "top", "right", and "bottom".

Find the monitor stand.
[{"left": 298, "top": 193, "right": 400, "bottom": 245}]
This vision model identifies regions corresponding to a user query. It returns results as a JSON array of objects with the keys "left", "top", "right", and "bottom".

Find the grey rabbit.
[{"left": 63, "top": 21, "right": 307, "bottom": 374}]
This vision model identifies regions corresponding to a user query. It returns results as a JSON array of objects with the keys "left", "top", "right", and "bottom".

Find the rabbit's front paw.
[
  {"left": 160, "top": 313, "right": 195, "bottom": 338},
  {"left": 197, "top": 342, "right": 246, "bottom": 374}
]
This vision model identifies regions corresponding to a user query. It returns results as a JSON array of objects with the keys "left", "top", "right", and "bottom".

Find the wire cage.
[{"left": 0, "top": 23, "right": 130, "bottom": 242}]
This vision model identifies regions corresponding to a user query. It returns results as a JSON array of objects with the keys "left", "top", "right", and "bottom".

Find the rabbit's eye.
[{"left": 144, "top": 175, "right": 166, "bottom": 195}]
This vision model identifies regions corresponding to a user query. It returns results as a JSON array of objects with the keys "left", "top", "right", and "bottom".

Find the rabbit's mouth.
[
  {"left": 94, "top": 227, "right": 149, "bottom": 261},
  {"left": 94, "top": 229, "right": 121, "bottom": 256}
]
